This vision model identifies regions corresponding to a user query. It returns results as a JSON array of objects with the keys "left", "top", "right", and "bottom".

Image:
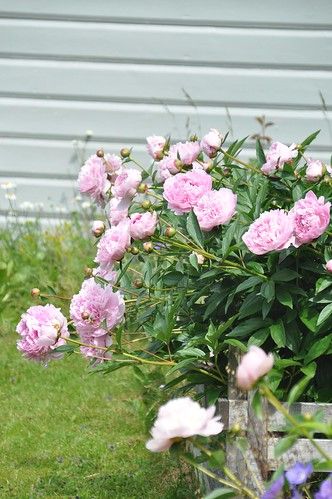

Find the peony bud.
[
  {"left": 96, "top": 148, "right": 104, "bottom": 158},
  {"left": 143, "top": 242, "right": 153, "bottom": 253},
  {"left": 31, "top": 288, "right": 40, "bottom": 298},
  {"left": 236, "top": 346, "right": 274, "bottom": 390},
  {"left": 137, "top": 183, "right": 148, "bottom": 193},
  {"left": 84, "top": 266, "right": 93, "bottom": 277},
  {"left": 175, "top": 159, "right": 183, "bottom": 170},
  {"left": 165, "top": 227, "right": 176, "bottom": 238},
  {"left": 305, "top": 159, "right": 324, "bottom": 182},
  {"left": 326, "top": 260, "right": 332, "bottom": 273},
  {"left": 91, "top": 220, "right": 105, "bottom": 237},
  {"left": 155, "top": 151, "right": 164, "bottom": 161},
  {"left": 81, "top": 311, "right": 90, "bottom": 320},
  {"left": 133, "top": 279, "right": 144, "bottom": 289},
  {"left": 120, "top": 147, "right": 131, "bottom": 158},
  {"left": 130, "top": 246, "right": 139, "bottom": 255},
  {"left": 141, "top": 200, "right": 151, "bottom": 210}
]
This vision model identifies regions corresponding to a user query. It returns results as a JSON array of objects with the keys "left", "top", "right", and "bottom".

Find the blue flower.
[
  {"left": 315, "top": 474, "right": 332, "bottom": 499},
  {"left": 261, "top": 475, "right": 285, "bottom": 499},
  {"left": 285, "top": 462, "right": 313, "bottom": 486}
]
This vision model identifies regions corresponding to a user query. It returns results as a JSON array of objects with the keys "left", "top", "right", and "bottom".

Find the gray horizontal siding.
[{"left": 0, "top": 1, "right": 331, "bottom": 216}]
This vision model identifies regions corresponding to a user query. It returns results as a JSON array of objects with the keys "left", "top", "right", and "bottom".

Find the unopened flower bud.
[
  {"left": 138, "top": 183, "right": 148, "bottom": 193},
  {"left": 81, "top": 311, "right": 90, "bottom": 320},
  {"left": 143, "top": 242, "right": 153, "bottom": 253},
  {"left": 165, "top": 227, "right": 176, "bottom": 238},
  {"left": 84, "top": 266, "right": 93, "bottom": 277},
  {"left": 303, "top": 412, "right": 313, "bottom": 421},
  {"left": 120, "top": 147, "right": 131, "bottom": 158},
  {"left": 190, "top": 134, "right": 199, "bottom": 142},
  {"left": 155, "top": 151, "right": 164, "bottom": 161},
  {"left": 91, "top": 220, "right": 105, "bottom": 237},
  {"left": 230, "top": 423, "right": 241, "bottom": 434},
  {"left": 141, "top": 200, "right": 151, "bottom": 210},
  {"left": 31, "top": 288, "right": 40, "bottom": 298},
  {"left": 130, "top": 246, "right": 139, "bottom": 255},
  {"left": 96, "top": 148, "right": 104, "bottom": 158},
  {"left": 133, "top": 278, "right": 144, "bottom": 289},
  {"left": 175, "top": 159, "right": 183, "bottom": 170}
]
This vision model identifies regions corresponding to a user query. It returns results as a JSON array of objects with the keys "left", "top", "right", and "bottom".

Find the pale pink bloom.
[
  {"left": 112, "top": 168, "right": 142, "bottom": 199},
  {"left": 104, "top": 153, "right": 122, "bottom": 176},
  {"left": 163, "top": 170, "right": 212, "bottom": 214},
  {"left": 16, "top": 304, "right": 69, "bottom": 362},
  {"left": 193, "top": 188, "right": 237, "bottom": 231},
  {"left": 326, "top": 260, "right": 332, "bottom": 273},
  {"left": 130, "top": 211, "right": 158, "bottom": 240},
  {"left": 80, "top": 333, "right": 113, "bottom": 363},
  {"left": 236, "top": 346, "right": 274, "bottom": 390},
  {"left": 290, "top": 191, "right": 331, "bottom": 247},
  {"left": 261, "top": 142, "right": 298, "bottom": 175},
  {"left": 108, "top": 197, "right": 130, "bottom": 226},
  {"left": 242, "top": 209, "right": 294, "bottom": 255},
  {"left": 92, "top": 265, "right": 117, "bottom": 284},
  {"left": 192, "top": 252, "right": 205, "bottom": 264},
  {"left": 91, "top": 220, "right": 105, "bottom": 237},
  {"left": 146, "top": 397, "right": 223, "bottom": 452},
  {"left": 70, "top": 278, "right": 125, "bottom": 336},
  {"left": 169, "top": 141, "right": 201, "bottom": 165},
  {"left": 201, "top": 128, "right": 222, "bottom": 157},
  {"left": 146, "top": 135, "right": 166, "bottom": 159},
  {"left": 305, "top": 158, "right": 324, "bottom": 182},
  {"left": 95, "top": 220, "right": 131, "bottom": 267},
  {"left": 192, "top": 160, "right": 212, "bottom": 171},
  {"left": 156, "top": 156, "right": 179, "bottom": 181},
  {"left": 78, "top": 154, "right": 110, "bottom": 205}
]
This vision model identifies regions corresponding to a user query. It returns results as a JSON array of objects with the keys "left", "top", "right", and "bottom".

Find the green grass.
[{"left": 0, "top": 222, "right": 196, "bottom": 498}]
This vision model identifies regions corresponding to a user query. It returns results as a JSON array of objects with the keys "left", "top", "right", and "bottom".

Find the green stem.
[
  {"left": 260, "top": 384, "right": 331, "bottom": 461},
  {"left": 220, "top": 148, "right": 261, "bottom": 174}
]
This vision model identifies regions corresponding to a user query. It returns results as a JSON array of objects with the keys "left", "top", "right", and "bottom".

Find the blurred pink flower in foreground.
[
  {"left": 194, "top": 188, "right": 237, "bottom": 231},
  {"left": 290, "top": 191, "right": 330, "bottom": 247},
  {"left": 242, "top": 209, "right": 294, "bottom": 255},
  {"left": 163, "top": 170, "right": 212, "bottom": 214},
  {"left": 146, "top": 397, "right": 223, "bottom": 452},
  {"left": 236, "top": 346, "right": 274, "bottom": 390},
  {"left": 17, "top": 304, "right": 69, "bottom": 362}
]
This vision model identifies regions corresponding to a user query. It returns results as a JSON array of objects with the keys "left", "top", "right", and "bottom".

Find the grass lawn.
[{"left": 0, "top": 222, "right": 196, "bottom": 498}]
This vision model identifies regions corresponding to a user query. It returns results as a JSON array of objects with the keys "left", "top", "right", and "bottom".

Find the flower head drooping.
[
  {"left": 236, "top": 346, "right": 274, "bottom": 390},
  {"left": 95, "top": 220, "right": 131, "bottom": 267},
  {"left": 130, "top": 211, "right": 158, "bottom": 240},
  {"left": 305, "top": 158, "right": 324, "bottom": 182},
  {"left": 315, "top": 474, "right": 332, "bottom": 499},
  {"left": 78, "top": 154, "right": 110, "bottom": 205},
  {"left": 146, "top": 135, "right": 166, "bottom": 160},
  {"left": 112, "top": 168, "right": 142, "bottom": 199},
  {"left": 242, "top": 209, "right": 294, "bottom": 255},
  {"left": 261, "top": 475, "right": 285, "bottom": 499},
  {"left": 200, "top": 128, "right": 222, "bottom": 157},
  {"left": 289, "top": 191, "right": 331, "bottom": 247},
  {"left": 261, "top": 142, "right": 298, "bottom": 175},
  {"left": 193, "top": 188, "right": 237, "bottom": 231},
  {"left": 163, "top": 170, "right": 212, "bottom": 215},
  {"left": 16, "top": 304, "right": 69, "bottom": 362},
  {"left": 285, "top": 462, "right": 313, "bottom": 487},
  {"left": 146, "top": 397, "right": 223, "bottom": 452},
  {"left": 169, "top": 141, "right": 201, "bottom": 165},
  {"left": 70, "top": 278, "right": 125, "bottom": 336}
]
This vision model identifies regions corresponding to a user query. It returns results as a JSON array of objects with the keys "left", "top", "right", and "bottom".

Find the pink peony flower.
[
  {"left": 169, "top": 141, "right": 201, "bottom": 165},
  {"left": 146, "top": 135, "right": 166, "bottom": 159},
  {"left": 290, "top": 191, "right": 331, "bottom": 246},
  {"left": 95, "top": 220, "right": 131, "bottom": 267},
  {"left": 104, "top": 153, "right": 122, "bottom": 176},
  {"left": 70, "top": 278, "right": 125, "bottom": 335},
  {"left": 92, "top": 265, "right": 117, "bottom": 283},
  {"left": 78, "top": 154, "right": 110, "bottom": 205},
  {"left": 108, "top": 197, "right": 130, "bottom": 226},
  {"left": 16, "top": 304, "right": 69, "bottom": 362},
  {"left": 156, "top": 156, "right": 179, "bottom": 181},
  {"left": 305, "top": 159, "right": 324, "bottom": 182},
  {"left": 242, "top": 209, "right": 294, "bottom": 255},
  {"left": 146, "top": 397, "right": 223, "bottom": 452},
  {"left": 193, "top": 188, "right": 237, "bottom": 231},
  {"left": 163, "top": 170, "right": 212, "bottom": 214},
  {"left": 80, "top": 333, "right": 113, "bottom": 363},
  {"left": 130, "top": 211, "right": 158, "bottom": 240},
  {"left": 261, "top": 142, "right": 298, "bottom": 175},
  {"left": 326, "top": 260, "right": 332, "bottom": 273},
  {"left": 236, "top": 346, "right": 274, "bottom": 390},
  {"left": 112, "top": 168, "right": 142, "bottom": 199},
  {"left": 201, "top": 128, "right": 222, "bottom": 157},
  {"left": 91, "top": 220, "right": 105, "bottom": 237}
]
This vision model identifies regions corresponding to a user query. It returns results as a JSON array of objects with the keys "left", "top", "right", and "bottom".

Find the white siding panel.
[
  {"left": 0, "top": 60, "right": 331, "bottom": 109},
  {"left": 0, "top": 20, "right": 331, "bottom": 68},
  {"left": 0, "top": 0, "right": 331, "bottom": 27}
]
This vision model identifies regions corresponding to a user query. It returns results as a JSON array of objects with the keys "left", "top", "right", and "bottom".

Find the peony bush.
[{"left": 16, "top": 128, "right": 332, "bottom": 497}]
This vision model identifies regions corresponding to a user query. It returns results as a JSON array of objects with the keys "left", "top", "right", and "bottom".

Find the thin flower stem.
[
  {"left": 260, "top": 384, "right": 331, "bottom": 461},
  {"left": 131, "top": 158, "right": 151, "bottom": 178},
  {"left": 40, "top": 293, "right": 71, "bottom": 301},
  {"left": 220, "top": 148, "right": 261, "bottom": 174}
]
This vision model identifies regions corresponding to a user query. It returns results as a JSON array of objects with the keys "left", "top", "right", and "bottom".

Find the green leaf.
[
  {"left": 177, "top": 347, "right": 206, "bottom": 359},
  {"left": 204, "top": 488, "right": 236, "bottom": 499},
  {"left": 300, "top": 130, "right": 320, "bottom": 149},
  {"left": 208, "top": 449, "right": 225, "bottom": 467},
  {"left": 255, "top": 139, "right": 266, "bottom": 166},
  {"left": 317, "top": 303, "right": 332, "bottom": 326},
  {"left": 223, "top": 339, "right": 247, "bottom": 352},
  {"left": 287, "top": 373, "right": 315, "bottom": 404},
  {"left": 227, "top": 318, "right": 267, "bottom": 338},
  {"left": 304, "top": 335, "right": 332, "bottom": 365},
  {"left": 53, "top": 344, "right": 75, "bottom": 354},
  {"left": 271, "top": 269, "right": 299, "bottom": 282},
  {"left": 269, "top": 320, "right": 286, "bottom": 347},
  {"left": 299, "top": 307, "right": 318, "bottom": 332},
  {"left": 235, "top": 276, "right": 261, "bottom": 294},
  {"left": 260, "top": 281, "right": 275, "bottom": 303},
  {"left": 189, "top": 252, "right": 199, "bottom": 271},
  {"left": 274, "top": 435, "right": 297, "bottom": 458},
  {"left": 248, "top": 328, "right": 269, "bottom": 347},
  {"left": 238, "top": 294, "right": 264, "bottom": 319},
  {"left": 186, "top": 211, "right": 204, "bottom": 248},
  {"left": 276, "top": 287, "right": 293, "bottom": 309}
]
